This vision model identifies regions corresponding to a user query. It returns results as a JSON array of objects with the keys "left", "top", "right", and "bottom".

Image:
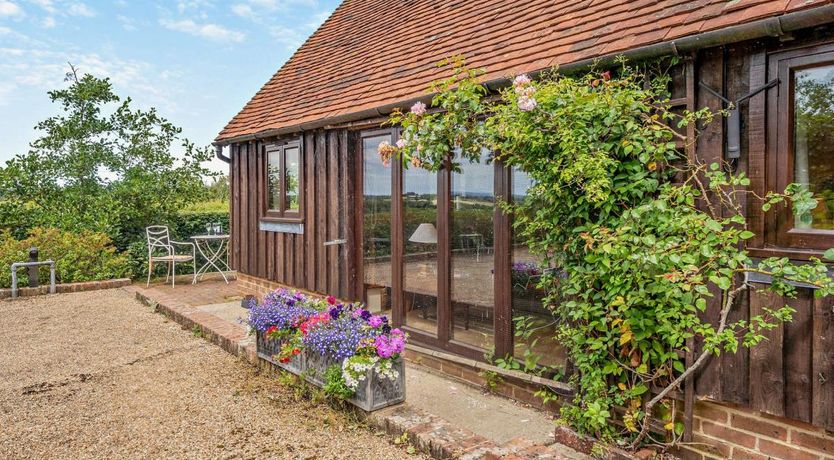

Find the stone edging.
[{"left": 0, "top": 278, "right": 132, "bottom": 300}]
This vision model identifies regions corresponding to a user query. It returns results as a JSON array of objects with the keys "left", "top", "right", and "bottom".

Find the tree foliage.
[
  {"left": 385, "top": 57, "right": 834, "bottom": 449},
  {"left": 0, "top": 64, "right": 216, "bottom": 247}
]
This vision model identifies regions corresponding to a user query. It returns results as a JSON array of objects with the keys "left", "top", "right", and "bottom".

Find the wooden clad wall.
[
  {"left": 228, "top": 128, "right": 355, "bottom": 300},
  {"left": 684, "top": 39, "right": 834, "bottom": 431}
]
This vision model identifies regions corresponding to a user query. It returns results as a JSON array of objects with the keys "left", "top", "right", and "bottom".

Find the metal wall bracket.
[{"left": 698, "top": 79, "right": 779, "bottom": 167}]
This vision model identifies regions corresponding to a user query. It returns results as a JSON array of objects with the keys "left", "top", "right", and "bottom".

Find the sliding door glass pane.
[
  {"left": 363, "top": 135, "right": 393, "bottom": 316},
  {"left": 511, "top": 168, "right": 566, "bottom": 369},
  {"left": 403, "top": 164, "right": 438, "bottom": 336},
  {"left": 794, "top": 65, "right": 834, "bottom": 229},
  {"left": 451, "top": 149, "right": 494, "bottom": 349},
  {"left": 284, "top": 146, "right": 300, "bottom": 212}
]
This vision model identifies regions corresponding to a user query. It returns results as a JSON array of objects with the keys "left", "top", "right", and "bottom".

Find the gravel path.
[{"left": 0, "top": 289, "right": 418, "bottom": 459}]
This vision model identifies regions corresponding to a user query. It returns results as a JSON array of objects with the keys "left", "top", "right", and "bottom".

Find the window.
[
  {"left": 768, "top": 45, "right": 834, "bottom": 252},
  {"left": 265, "top": 140, "right": 302, "bottom": 220}
]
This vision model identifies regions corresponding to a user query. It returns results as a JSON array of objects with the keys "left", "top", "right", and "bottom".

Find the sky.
[{"left": 0, "top": 0, "right": 340, "bottom": 173}]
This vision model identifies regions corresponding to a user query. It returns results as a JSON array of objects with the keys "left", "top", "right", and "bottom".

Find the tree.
[{"left": 0, "top": 64, "right": 215, "bottom": 247}]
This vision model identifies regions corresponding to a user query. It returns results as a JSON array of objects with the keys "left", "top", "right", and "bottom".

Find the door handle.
[{"left": 323, "top": 239, "right": 347, "bottom": 246}]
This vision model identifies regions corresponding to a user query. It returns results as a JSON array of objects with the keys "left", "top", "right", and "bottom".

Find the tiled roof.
[{"left": 216, "top": 0, "right": 832, "bottom": 142}]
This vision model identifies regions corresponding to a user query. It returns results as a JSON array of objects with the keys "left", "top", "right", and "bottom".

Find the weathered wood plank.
[
  {"left": 749, "top": 286, "right": 785, "bottom": 417},
  {"left": 343, "top": 131, "right": 358, "bottom": 300},
  {"left": 239, "top": 143, "right": 250, "bottom": 275},
  {"left": 812, "top": 294, "right": 834, "bottom": 430},
  {"left": 327, "top": 131, "right": 340, "bottom": 296},
  {"left": 315, "top": 131, "right": 328, "bottom": 293},
  {"left": 785, "top": 288, "right": 813, "bottom": 423},
  {"left": 305, "top": 132, "right": 317, "bottom": 291},
  {"left": 693, "top": 47, "right": 724, "bottom": 401},
  {"left": 256, "top": 143, "right": 267, "bottom": 279}
]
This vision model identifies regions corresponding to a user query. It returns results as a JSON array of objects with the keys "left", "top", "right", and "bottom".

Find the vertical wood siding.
[
  {"left": 681, "top": 41, "right": 834, "bottom": 431},
  {"left": 228, "top": 128, "right": 353, "bottom": 300}
]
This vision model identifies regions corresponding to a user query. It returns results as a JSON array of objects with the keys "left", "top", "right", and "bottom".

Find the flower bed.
[{"left": 248, "top": 289, "right": 406, "bottom": 411}]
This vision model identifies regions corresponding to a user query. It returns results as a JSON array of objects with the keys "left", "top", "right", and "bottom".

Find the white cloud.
[
  {"left": 0, "top": 1, "right": 24, "bottom": 17},
  {"left": 116, "top": 14, "right": 135, "bottom": 31},
  {"left": 41, "top": 15, "right": 54, "bottom": 27},
  {"left": 160, "top": 18, "right": 245, "bottom": 43},
  {"left": 230, "top": 3, "right": 254, "bottom": 20},
  {"left": 67, "top": 2, "right": 94, "bottom": 17}
]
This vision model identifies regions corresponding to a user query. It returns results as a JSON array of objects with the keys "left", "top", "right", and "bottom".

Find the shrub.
[{"left": 0, "top": 227, "right": 130, "bottom": 288}]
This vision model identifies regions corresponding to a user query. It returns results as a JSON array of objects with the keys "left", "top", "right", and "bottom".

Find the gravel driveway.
[{"left": 0, "top": 289, "right": 416, "bottom": 459}]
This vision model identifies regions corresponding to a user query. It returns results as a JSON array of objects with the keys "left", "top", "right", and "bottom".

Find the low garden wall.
[{"left": 0, "top": 278, "right": 131, "bottom": 300}]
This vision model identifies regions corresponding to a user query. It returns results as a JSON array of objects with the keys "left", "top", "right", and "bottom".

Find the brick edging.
[{"left": 0, "top": 278, "right": 132, "bottom": 300}]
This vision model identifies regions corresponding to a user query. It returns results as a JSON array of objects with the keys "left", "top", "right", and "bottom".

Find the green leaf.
[
  {"left": 739, "top": 231, "right": 755, "bottom": 240},
  {"left": 824, "top": 248, "right": 834, "bottom": 261}
]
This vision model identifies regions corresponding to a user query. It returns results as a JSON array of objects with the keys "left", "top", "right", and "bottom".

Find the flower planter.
[
  {"left": 255, "top": 330, "right": 304, "bottom": 375},
  {"left": 303, "top": 350, "right": 339, "bottom": 386},
  {"left": 347, "top": 357, "right": 406, "bottom": 412}
]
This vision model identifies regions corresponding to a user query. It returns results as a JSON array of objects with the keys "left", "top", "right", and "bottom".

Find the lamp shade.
[{"left": 408, "top": 223, "right": 438, "bottom": 244}]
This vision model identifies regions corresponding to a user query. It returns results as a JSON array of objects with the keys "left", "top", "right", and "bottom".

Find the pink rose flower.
[
  {"left": 513, "top": 74, "right": 531, "bottom": 86},
  {"left": 518, "top": 96, "right": 537, "bottom": 112},
  {"left": 396, "top": 139, "right": 407, "bottom": 149},
  {"left": 410, "top": 101, "right": 427, "bottom": 116}
]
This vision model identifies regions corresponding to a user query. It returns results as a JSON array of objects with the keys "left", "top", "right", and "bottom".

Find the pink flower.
[
  {"left": 396, "top": 139, "right": 407, "bottom": 149},
  {"left": 513, "top": 74, "right": 531, "bottom": 87},
  {"left": 518, "top": 96, "right": 537, "bottom": 112},
  {"left": 368, "top": 315, "right": 384, "bottom": 328},
  {"left": 377, "top": 140, "right": 392, "bottom": 154},
  {"left": 382, "top": 159, "right": 391, "bottom": 168},
  {"left": 410, "top": 156, "right": 422, "bottom": 168},
  {"left": 326, "top": 295, "right": 336, "bottom": 305},
  {"left": 410, "top": 101, "right": 427, "bottom": 116}
]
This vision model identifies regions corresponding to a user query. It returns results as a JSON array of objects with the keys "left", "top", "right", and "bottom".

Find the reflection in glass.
[
  {"left": 511, "top": 168, "right": 566, "bottom": 369},
  {"left": 363, "top": 136, "right": 393, "bottom": 316},
  {"left": 451, "top": 149, "right": 494, "bottom": 349},
  {"left": 267, "top": 150, "right": 282, "bottom": 211},
  {"left": 794, "top": 65, "right": 834, "bottom": 230},
  {"left": 403, "top": 164, "right": 438, "bottom": 336},
  {"left": 285, "top": 146, "right": 300, "bottom": 212}
]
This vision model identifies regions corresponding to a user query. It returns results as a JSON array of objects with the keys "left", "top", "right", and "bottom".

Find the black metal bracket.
[{"left": 698, "top": 79, "right": 779, "bottom": 166}]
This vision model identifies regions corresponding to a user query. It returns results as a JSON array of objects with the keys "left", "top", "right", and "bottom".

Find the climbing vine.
[{"left": 384, "top": 56, "right": 834, "bottom": 449}]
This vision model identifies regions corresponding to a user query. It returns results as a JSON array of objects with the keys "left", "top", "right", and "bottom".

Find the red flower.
[
  {"left": 292, "top": 348, "right": 301, "bottom": 355},
  {"left": 326, "top": 295, "right": 337, "bottom": 305},
  {"left": 265, "top": 325, "right": 278, "bottom": 337},
  {"left": 279, "top": 357, "right": 290, "bottom": 364}
]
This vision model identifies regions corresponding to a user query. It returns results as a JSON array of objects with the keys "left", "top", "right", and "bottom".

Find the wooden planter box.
[
  {"left": 255, "top": 330, "right": 304, "bottom": 375},
  {"left": 255, "top": 330, "right": 405, "bottom": 412}
]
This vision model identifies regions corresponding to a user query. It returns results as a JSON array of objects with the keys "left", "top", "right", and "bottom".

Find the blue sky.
[{"left": 0, "top": 0, "right": 340, "bottom": 172}]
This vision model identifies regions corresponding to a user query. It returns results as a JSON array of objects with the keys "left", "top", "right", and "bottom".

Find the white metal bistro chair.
[{"left": 146, "top": 225, "right": 196, "bottom": 287}]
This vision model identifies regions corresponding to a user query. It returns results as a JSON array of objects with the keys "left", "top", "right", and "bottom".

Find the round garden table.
[{"left": 191, "top": 234, "right": 231, "bottom": 284}]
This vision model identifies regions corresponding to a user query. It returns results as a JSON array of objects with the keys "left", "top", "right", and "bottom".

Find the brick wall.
[
  {"left": 0, "top": 278, "right": 132, "bottom": 300},
  {"left": 676, "top": 401, "right": 834, "bottom": 460}
]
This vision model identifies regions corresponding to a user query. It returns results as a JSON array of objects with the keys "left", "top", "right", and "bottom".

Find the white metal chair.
[{"left": 146, "top": 225, "right": 196, "bottom": 287}]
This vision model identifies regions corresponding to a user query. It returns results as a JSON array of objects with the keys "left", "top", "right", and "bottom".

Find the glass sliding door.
[
  {"left": 402, "top": 164, "right": 439, "bottom": 336},
  {"left": 511, "top": 168, "right": 565, "bottom": 368},
  {"left": 362, "top": 133, "right": 394, "bottom": 317},
  {"left": 450, "top": 149, "right": 495, "bottom": 349}
]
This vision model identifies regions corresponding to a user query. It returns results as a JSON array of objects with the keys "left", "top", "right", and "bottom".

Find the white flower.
[{"left": 396, "top": 139, "right": 407, "bottom": 149}]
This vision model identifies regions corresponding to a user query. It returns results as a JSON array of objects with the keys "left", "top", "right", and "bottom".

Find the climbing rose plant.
[{"left": 384, "top": 57, "right": 834, "bottom": 449}]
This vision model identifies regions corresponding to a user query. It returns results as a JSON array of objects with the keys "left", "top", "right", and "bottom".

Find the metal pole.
[
  {"left": 11, "top": 266, "right": 17, "bottom": 299},
  {"left": 49, "top": 263, "right": 56, "bottom": 294},
  {"left": 27, "top": 247, "right": 39, "bottom": 288}
]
